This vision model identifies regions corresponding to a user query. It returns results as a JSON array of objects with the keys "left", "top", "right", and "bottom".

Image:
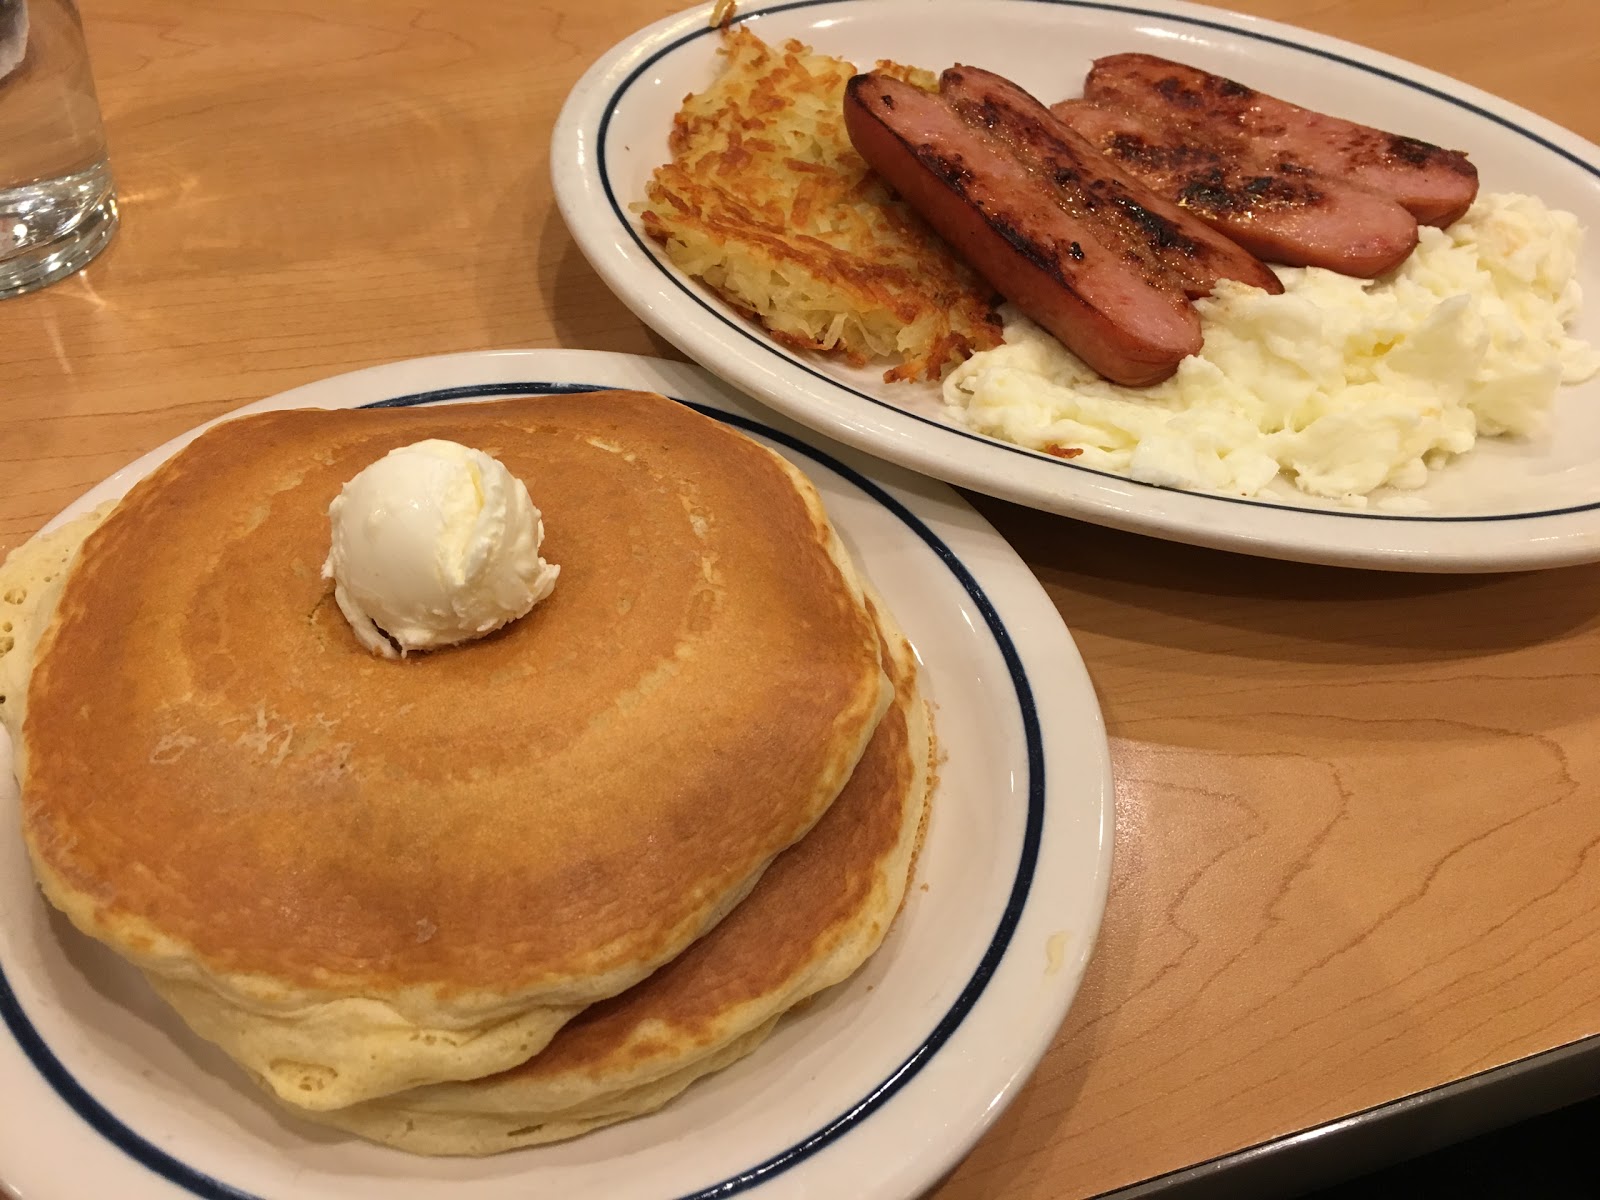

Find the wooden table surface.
[{"left": 7, "top": 1, "right": 1600, "bottom": 1197}]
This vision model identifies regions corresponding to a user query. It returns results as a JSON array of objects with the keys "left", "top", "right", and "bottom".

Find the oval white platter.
[
  {"left": 551, "top": 0, "right": 1600, "bottom": 572},
  {"left": 0, "top": 349, "right": 1113, "bottom": 1200}
]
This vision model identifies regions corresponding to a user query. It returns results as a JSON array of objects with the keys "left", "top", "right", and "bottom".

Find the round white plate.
[
  {"left": 551, "top": 0, "right": 1600, "bottom": 572},
  {"left": 0, "top": 350, "right": 1113, "bottom": 1200}
]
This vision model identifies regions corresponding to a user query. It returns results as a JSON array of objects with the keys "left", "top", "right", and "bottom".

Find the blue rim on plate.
[
  {"left": 0, "top": 382, "right": 1046, "bottom": 1200},
  {"left": 595, "top": 0, "right": 1600, "bottom": 525}
]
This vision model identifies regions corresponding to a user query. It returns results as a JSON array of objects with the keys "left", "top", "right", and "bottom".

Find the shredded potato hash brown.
[{"left": 635, "top": 29, "right": 1001, "bottom": 382}]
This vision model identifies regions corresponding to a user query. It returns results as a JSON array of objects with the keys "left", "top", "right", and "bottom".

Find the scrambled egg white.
[{"left": 943, "top": 193, "right": 1600, "bottom": 506}]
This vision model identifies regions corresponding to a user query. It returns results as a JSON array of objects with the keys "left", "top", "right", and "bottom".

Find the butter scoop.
[{"left": 321, "top": 439, "right": 558, "bottom": 658}]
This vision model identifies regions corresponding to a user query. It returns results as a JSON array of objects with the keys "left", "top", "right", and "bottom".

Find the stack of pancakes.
[{"left": 0, "top": 391, "right": 932, "bottom": 1155}]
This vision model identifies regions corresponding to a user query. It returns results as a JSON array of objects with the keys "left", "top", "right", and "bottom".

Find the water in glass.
[{"left": 0, "top": 0, "right": 117, "bottom": 298}]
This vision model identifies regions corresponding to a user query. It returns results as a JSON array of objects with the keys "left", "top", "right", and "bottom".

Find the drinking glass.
[{"left": 0, "top": 0, "right": 117, "bottom": 299}]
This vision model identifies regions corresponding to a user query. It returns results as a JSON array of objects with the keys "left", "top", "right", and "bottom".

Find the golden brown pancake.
[
  {"left": 11, "top": 391, "right": 891, "bottom": 1110},
  {"left": 0, "top": 506, "right": 111, "bottom": 740},
  {"left": 305, "top": 595, "right": 932, "bottom": 1153}
]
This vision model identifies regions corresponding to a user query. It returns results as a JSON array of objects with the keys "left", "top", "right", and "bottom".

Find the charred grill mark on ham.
[
  {"left": 843, "top": 72, "right": 1204, "bottom": 386},
  {"left": 1083, "top": 53, "right": 1479, "bottom": 226},
  {"left": 938, "top": 65, "right": 1283, "bottom": 298},
  {"left": 1053, "top": 97, "right": 1422, "bottom": 277}
]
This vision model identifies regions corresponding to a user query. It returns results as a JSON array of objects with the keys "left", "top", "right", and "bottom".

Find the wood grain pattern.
[
  {"left": 935, "top": 508, "right": 1600, "bottom": 1196},
  {"left": 5, "top": 2, "right": 1600, "bottom": 1197}
]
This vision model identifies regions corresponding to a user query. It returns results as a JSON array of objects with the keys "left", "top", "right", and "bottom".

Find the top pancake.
[{"left": 14, "top": 391, "right": 890, "bottom": 1105}]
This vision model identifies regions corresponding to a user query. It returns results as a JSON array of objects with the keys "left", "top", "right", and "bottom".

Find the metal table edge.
[{"left": 1090, "top": 1031, "right": 1600, "bottom": 1200}]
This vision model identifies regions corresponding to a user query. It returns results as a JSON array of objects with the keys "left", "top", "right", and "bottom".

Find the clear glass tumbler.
[{"left": 0, "top": 0, "right": 116, "bottom": 299}]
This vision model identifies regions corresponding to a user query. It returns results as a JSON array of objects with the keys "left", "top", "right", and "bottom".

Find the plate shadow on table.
[
  {"left": 521, "top": 204, "right": 683, "bottom": 363},
  {"left": 966, "top": 493, "right": 1600, "bottom": 665}
]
